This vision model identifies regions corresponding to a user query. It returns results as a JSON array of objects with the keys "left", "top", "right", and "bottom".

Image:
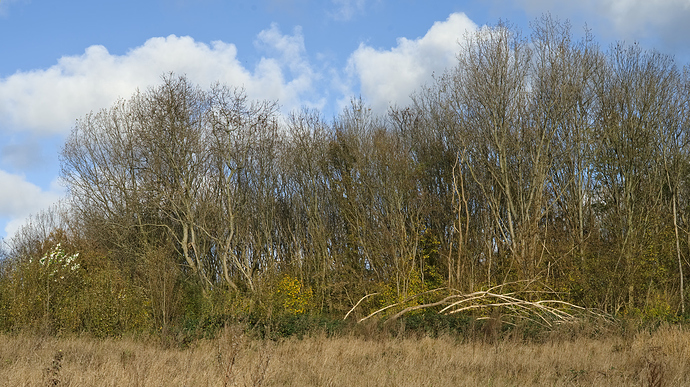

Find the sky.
[{"left": 1, "top": 0, "right": 690, "bottom": 241}]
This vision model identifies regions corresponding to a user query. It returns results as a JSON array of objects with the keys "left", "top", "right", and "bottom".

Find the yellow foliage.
[{"left": 274, "top": 275, "right": 314, "bottom": 315}]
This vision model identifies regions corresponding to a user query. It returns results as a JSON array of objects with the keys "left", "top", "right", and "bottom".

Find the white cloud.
[
  {"left": 0, "top": 12, "right": 488, "bottom": 238},
  {"left": 0, "top": 25, "right": 325, "bottom": 238},
  {"left": 513, "top": 0, "right": 690, "bottom": 51},
  {"left": 600, "top": 0, "right": 690, "bottom": 38},
  {"left": 254, "top": 24, "right": 324, "bottom": 111},
  {"left": 346, "top": 12, "right": 477, "bottom": 113},
  {"left": 0, "top": 169, "right": 65, "bottom": 237},
  {"left": 0, "top": 29, "right": 320, "bottom": 136}
]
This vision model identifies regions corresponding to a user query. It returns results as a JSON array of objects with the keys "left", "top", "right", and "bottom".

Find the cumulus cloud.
[
  {"left": 0, "top": 25, "right": 324, "bottom": 238},
  {"left": 0, "top": 169, "right": 64, "bottom": 237},
  {"left": 0, "top": 12, "right": 487, "bottom": 238},
  {"left": 254, "top": 24, "right": 324, "bottom": 110},
  {"left": 0, "top": 28, "right": 319, "bottom": 136},
  {"left": 346, "top": 12, "right": 477, "bottom": 113}
]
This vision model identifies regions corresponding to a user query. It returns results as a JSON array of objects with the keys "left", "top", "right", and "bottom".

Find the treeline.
[{"left": 2, "top": 16, "right": 690, "bottom": 336}]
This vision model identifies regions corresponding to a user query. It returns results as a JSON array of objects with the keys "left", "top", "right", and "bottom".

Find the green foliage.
[
  {"left": 0, "top": 267, "right": 11, "bottom": 331},
  {"left": 180, "top": 277, "right": 211, "bottom": 322},
  {"left": 397, "top": 309, "right": 473, "bottom": 337},
  {"left": 250, "top": 313, "right": 347, "bottom": 340},
  {"left": 4, "top": 243, "right": 84, "bottom": 333},
  {"left": 1, "top": 242, "right": 151, "bottom": 336},
  {"left": 76, "top": 266, "right": 151, "bottom": 337},
  {"left": 176, "top": 279, "right": 237, "bottom": 341}
]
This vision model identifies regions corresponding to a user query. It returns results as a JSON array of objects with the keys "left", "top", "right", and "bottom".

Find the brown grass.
[{"left": 1, "top": 324, "right": 690, "bottom": 386}]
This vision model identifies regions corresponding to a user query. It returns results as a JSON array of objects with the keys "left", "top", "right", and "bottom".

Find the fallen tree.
[{"left": 348, "top": 281, "right": 614, "bottom": 328}]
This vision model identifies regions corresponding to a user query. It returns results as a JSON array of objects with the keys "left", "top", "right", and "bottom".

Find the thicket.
[{"left": 2, "top": 16, "right": 690, "bottom": 338}]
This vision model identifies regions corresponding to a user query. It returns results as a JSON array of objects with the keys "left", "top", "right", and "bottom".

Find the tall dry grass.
[{"left": 1, "top": 323, "right": 689, "bottom": 386}]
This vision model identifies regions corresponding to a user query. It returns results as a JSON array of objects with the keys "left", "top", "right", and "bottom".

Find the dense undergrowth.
[
  {"left": 1, "top": 236, "right": 687, "bottom": 345},
  {"left": 1, "top": 229, "right": 687, "bottom": 348}
]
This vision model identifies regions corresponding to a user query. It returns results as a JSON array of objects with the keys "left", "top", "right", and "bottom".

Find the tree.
[
  {"left": 61, "top": 74, "right": 282, "bottom": 296},
  {"left": 592, "top": 43, "right": 682, "bottom": 311},
  {"left": 205, "top": 84, "right": 281, "bottom": 293}
]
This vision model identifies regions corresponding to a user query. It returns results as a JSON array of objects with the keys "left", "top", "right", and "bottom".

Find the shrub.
[{"left": 273, "top": 275, "right": 314, "bottom": 316}]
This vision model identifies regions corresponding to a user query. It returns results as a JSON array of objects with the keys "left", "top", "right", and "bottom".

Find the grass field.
[{"left": 1, "top": 323, "right": 689, "bottom": 386}]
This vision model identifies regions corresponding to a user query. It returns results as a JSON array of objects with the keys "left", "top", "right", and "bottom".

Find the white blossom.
[{"left": 37, "top": 243, "right": 81, "bottom": 277}]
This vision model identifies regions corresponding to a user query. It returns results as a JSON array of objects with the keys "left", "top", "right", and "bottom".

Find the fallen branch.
[
  {"left": 343, "top": 292, "right": 379, "bottom": 321},
  {"left": 354, "top": 288, "right": 447, "bottom": 323},
  {"left": 349, "top": 282, "right": 613, "bottom": 327}
]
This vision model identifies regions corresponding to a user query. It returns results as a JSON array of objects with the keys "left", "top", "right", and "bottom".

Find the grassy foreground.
[{"left": 1, "top": 324, "right": 689, "bottom": 386}]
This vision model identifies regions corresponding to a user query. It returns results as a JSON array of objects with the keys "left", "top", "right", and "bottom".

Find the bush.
[
  {"left": 249, "top": 313, "right": 347, "bottom": 340},
  {"left": 2, "top": 242, "right": 151, "bottom": 336}
]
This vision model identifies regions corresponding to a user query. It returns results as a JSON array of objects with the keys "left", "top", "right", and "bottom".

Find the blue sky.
[{"left": 1, "top": 0, "right": 690, "bottom": 241}]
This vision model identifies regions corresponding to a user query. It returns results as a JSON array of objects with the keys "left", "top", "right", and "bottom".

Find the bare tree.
[
  {"left": 593, "top": 43, "right": 682, "bottom": 310},
  {"left": 444, "top": 22, "right": 542, "bottom": 281},
  {"left": 206, "top": 84, "right": 281, "bottom": 293}
]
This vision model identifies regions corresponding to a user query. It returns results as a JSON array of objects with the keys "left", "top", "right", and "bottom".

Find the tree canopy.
[{"left": 2, "top": 16, "right": 690, "bottom": 336}]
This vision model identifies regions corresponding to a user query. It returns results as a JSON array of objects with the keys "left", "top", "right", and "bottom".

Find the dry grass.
[{"left": 1, "top": 323, "right": 690, "bottom": 386}]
